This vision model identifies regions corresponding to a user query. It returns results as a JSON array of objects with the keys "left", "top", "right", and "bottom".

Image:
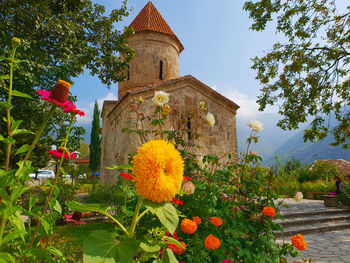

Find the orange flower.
[
  {"left": 180, "top": 219, "right": 197, "bottom": 234},
  {"left": 132, "top": 140, "right": 184, "bottom": 203},
  {"left": 169, "top": 241, "right": 186, "bottom": 255},
  {"left": 262, "top": 206, "right": 276, "bottom": 217},
  {"left": 204, "top": 234, "right": 221, "bottom": 250},
  {"left": 210, "top": 217, "right": 223, "bottom": 226},
  {"left": 192, "top": 216, "right": 201, "bottom": 225},
  {"left": 291, "top": 234, "right": 307, "bottom": 251}
]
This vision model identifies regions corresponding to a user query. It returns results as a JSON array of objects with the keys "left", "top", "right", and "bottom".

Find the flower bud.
[
  {"left": 161, "top": 104, "right": 171, "bottom": 117},
  {"left": 294, "top": 192, "right": 303, "bottom": 202},
  {"left": 182, "top": 181, "right": 195, "bottom": 195},
  {"left": 138, "top": 96, "right": 144, "bottom": 103},
  {"left": 11, "top": 37, "right": 21, "bottom": 48}
]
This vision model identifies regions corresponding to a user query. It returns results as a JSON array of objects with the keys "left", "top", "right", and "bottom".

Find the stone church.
[{"left": 101, "top": 1, "right": 240, "bottom": 182}]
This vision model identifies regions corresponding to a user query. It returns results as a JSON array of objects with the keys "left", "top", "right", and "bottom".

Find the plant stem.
[
  {"left": 158, "top": 111, "right": 164, "bottom": 139},
  {"left": 24, "top": 104, "right": 56, "bottom": 162},
  {"left": 136, "top": 208, "right": 150, "bottom": 222},
  {"left": 26, "top": 115, "right": 74, "bottom": 256},
  {"left": 4, "top": 47, "right": 16, "bottom": 171},
  {"left": 104, "top": 213, "right": 129, "bottom": 236},
  {"left": 0, "top": 216, "right": 8, "bottom": 246},
  {"left": 128, "top": 197, "right": 143, "bottom": 238}
]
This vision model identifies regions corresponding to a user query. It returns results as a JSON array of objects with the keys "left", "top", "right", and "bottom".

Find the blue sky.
[{"left": 71, "top": 0, "right": 285, "bottom": 126}]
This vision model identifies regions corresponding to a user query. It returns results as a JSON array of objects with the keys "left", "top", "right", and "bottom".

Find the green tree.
[
  {"left": 243, "top": 0, "right": 350, "bottom": 147},
  {"left": 0, "top": 0, "right": 134, "bottom": 168},
  {"left": 89, "top": 101, "right": 101, "bottom": 177}
]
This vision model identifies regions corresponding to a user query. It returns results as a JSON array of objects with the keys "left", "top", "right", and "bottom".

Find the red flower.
[
  {"left": 165, "top": 231, "right": 179, "bottom": 241},
  {"left": 172, "top": 198, "right": 183, "bottom": 205},
  {"left": 63, "top": 105, "right": 85, "bottom": 116},
  {"left": 64, "top": 211, "right": 86, "bottom": 225},
  {"left": 120, "top": 173, "right": 134, "bottom": 180},
  {"left": 183, "top": 176, "right": 192, "bottom": 181},
  {"left": 37, "top": 80, "right": 73, "bottom": 108},
  {"left": 48, "top": 148, "right": 76, "bottom": 159}
]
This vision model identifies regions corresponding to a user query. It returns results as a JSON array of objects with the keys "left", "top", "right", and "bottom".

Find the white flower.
[
  {"left": 247, "top": 120, "right": 263, "bottom": 132},
  {"left": 182, "top": 181, "right": 195, "bottom": 195},
  {"left": 196, "top": 157, "right": 205, "bottom": 169},
  {"left": 152, "top": 91, "right": 169, "bottom": 107},
  {"left": 206, "top": 112, "right": 215, "bottom": 127},
  {"left": 294, "top": 192, "right": 303, "bottom": 202}
]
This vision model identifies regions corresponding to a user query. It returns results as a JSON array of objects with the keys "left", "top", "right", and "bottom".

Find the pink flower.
[
  {"left": 36, "top": 80, "right": 74, "bottom": 108},
  {"left": 221, "top": 260, "right": 232, "bottom": 263},
  {"left": 64, "top": 211, "right": 86, "bottom": 225},
  {"left": 63, "top": 105, "right": 85, "bottom": 116},
  {"left": 48, "top": 147, "right": 76, "bottom": 159}
]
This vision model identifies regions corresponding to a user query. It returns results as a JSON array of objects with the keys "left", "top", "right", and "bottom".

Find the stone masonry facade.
[{"left": 100, "top": 2, "right": 240, "bottom": 182}]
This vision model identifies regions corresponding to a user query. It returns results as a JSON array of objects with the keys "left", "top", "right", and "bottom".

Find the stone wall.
[
  {"left": 101, "top": 78, "right": 239, "bottom": 183},
  {"left": 119, "top": 31, "right": 182, "bottom": 99}
]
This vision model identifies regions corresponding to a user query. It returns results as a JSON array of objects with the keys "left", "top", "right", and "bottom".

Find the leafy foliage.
[
  {"left": 0, "top": 0, "right": 135, "bottom": 168},
  {"left": 243, "top": 0, "right": 350, "bottom": 147}
]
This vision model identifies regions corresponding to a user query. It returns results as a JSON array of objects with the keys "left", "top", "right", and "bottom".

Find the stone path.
[{"left": 276, "top": 199, "right": 350, "bottom": 263}]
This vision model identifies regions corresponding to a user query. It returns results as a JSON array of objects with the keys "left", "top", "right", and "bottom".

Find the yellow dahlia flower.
[{"left": 132, "top": 140, "right": 184, "bottom": 203}]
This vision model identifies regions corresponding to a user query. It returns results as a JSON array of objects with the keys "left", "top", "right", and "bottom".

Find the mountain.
[
  {"left": 264, "top": 130, "right": 350, "bottom": 165},
  {"left": 236, "top": 113, "right": 303, "bottom": 160}
]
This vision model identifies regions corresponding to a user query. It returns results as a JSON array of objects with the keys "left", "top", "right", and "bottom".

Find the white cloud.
[
  {"left": 212, "top": 84, "right": 277, "bottom": 120},
  {"left": 75, "top": 92, "right": 117, "bottom": 125}
]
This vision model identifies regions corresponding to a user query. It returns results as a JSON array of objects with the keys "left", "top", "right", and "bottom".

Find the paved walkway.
[{"left": 276, "top": 199, "right": 350, "bottom": 263}]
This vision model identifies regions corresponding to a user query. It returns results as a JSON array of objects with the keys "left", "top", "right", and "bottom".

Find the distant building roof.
[
  {"left": 312, "top": 159, "right": 350, "bottom": 176},
  {"left": 76, "top": 154, "right": 90, "bottom": 165},
  {"left": 129, "top": 1, "right": 184, "bottom": 52}
]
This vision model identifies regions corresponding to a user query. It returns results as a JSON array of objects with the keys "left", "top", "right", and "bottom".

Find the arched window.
[
  {"left": 159, "top": 60, "right": 163, "bottom": 80},
  {"left": 187, "top": 117, "right": 192, "bottom": 140}
]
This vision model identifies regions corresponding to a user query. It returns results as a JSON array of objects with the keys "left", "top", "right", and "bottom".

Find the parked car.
[{"left": 29, "top": 170, "right": 55, "bottom": 180}]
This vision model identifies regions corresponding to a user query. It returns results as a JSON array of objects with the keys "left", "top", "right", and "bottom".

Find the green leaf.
[
  {"left": 53, "top": 200, "right": 62, "bottom": 214},
  {"left": 8, "top": 211, "right": 25, "bottom": 236},
  {"left": 2, "top": 137, "right": 16, "bottom": 144},
  {"left": 144, "top": 201, "right": 178, "bottom": 234},
  {"left": 47, "top": 247, "right": 64, "bottom": 258},
  {"left": 83, "top": 230, "right": 140, "bottom": 263},
  {"left": 10, "top": 118, "right": 22, "bottom": 132},
  {"left": 106, "top": 164, "right": 133, "bottom": 171},
  {"left": 0, "top": 134, "right": 4, "bottom": 141},
  {"left": 0, "top": 102, "right": 11, "bottom": 109},
  {"left": 66, "top": 201, "right": 109, "bottom": 214},
  {"left": 121, "top": 127, "right": 133, "bottom": 133},
  {"left": 15, "top": 144, "right": 29, "bottom": 155},
  {"left": 140, "top": 242, "right": 161, "bottom": 253},
  {"left": 13, "top": 129, "right": 34, "bottom": 136},
  {"left": 1, "top": 231, "right": 22, "bottom": 246},
  {"left": 0, "top": 75, "right": 10, "bottom": 80},
  {"left": 164, "top": 236, "right": 184, "bottom": 248},
  {"left": 0, "top": 253, "right": 15, "bottom": 263},
  {"left": 164, "top": 248, "right": 178, "bottom": 263},
  {"left": 12, "top": 90, "right": 32, "bottom": 99}
]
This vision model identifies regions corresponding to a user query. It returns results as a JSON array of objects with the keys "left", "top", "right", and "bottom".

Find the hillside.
[{"left": 264, "top": 130, "right": 350, "bottom": 165}]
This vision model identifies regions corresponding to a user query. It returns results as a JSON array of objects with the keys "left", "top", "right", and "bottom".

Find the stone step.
[
  {"left": 275, "top": 219, "right": 350, "bottom": 238},
  {"left": 275, "top": 213, "right": 350, "bottom": 227},
  {"left": 281, "top": 208, "right": 350, "bottom": 219}
]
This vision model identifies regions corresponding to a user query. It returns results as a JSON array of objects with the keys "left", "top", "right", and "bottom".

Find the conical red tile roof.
[{"left": 129, "top": 1, "right": 184, "bottom": 52}]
